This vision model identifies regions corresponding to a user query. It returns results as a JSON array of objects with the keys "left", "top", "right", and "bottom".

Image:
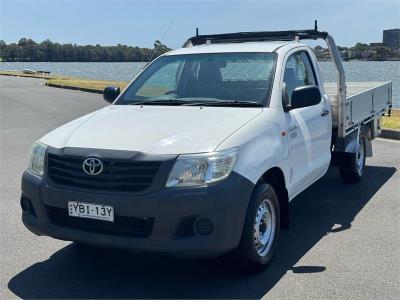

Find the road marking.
[{"left": 375, "top": 138, "right": 400, "bottom": 144}]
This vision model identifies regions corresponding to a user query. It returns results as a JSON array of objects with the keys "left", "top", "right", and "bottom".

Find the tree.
[
  {"left": 370, "top": 46, "right": 396, "bottom": 61},
  {"left": 351, "top": 43, "right": 369, "bottom": 52},
  {"left": 0, "top": 38, "right": 171, "bottom": 62},
  {"left": 18, "top": 38, "right": 28, "bottom": 46},
  {"left": 0, "top": 40, "right": 6, "bottom": 57}
]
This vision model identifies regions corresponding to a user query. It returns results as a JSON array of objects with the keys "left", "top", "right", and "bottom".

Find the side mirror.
[
  {"left": 103, "top": 86, "right": 120, "bottom": 103},
  {"left": 288, "top": 85, "right": 321, "bottom": 110}
]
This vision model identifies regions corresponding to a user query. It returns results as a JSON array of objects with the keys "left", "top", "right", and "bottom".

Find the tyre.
[
  {"left": 338, "top": 137, "right": 366, "bottom": 183},
  {"left": 236, "top": 182, "right": 280, "bottom": 270}
]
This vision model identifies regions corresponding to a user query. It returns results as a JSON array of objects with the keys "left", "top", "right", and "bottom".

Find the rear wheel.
[
  {"left": 338, "top": 137, "right": 366, "bottom": 183},
  {"left": 236, "top": 182, "right": 280, "bottom": 269}
]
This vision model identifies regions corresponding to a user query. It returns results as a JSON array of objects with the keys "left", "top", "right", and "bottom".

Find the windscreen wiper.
[
  {"left": 187, "top": 100, "right": 264, "bottom": 107},
  {"left": 129, "top": 99, "right": 193, "bottom": 106},
  {"left": 128, "top": 99, "right": 264, "bottom": 107}
]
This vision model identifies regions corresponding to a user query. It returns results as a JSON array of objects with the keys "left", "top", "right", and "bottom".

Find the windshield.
[{"left": 116, "top": 52, "right": 277, "bottom": 107}]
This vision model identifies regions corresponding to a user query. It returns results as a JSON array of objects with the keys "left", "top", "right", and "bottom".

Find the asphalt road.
[{"left": 1, "top": 76, "right": 399, "bottom": 299}]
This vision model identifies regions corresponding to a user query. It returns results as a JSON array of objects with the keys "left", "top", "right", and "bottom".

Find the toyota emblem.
[{"left": 82, "top": 158, "right": 103, "bottom": 175}]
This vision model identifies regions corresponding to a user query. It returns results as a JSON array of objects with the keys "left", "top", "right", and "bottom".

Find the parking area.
[{"left": 1, "top": 76, "right": 399, "bottom": 299}]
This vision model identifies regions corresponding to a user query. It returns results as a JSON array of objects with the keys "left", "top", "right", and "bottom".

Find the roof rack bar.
[{"left": 183, "top": 29, "right": 328, "bottom": 47}]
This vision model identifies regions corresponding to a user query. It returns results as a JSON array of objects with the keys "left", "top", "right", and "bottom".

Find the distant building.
[
  {"left": 370, "top": 42, "right": 383, "bottom": 47},
  {"left": 382, "top": 29, "right": 400, "bottom": 49}
]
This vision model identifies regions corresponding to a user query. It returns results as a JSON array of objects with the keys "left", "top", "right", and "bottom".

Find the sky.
[{"left": 1, "top": 0, "right": 399, "bottom": 49}]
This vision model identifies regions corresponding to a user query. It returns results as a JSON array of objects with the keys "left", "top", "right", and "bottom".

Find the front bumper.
[{"left": 21, "top": 170, "right": 254, "bottom": 258}]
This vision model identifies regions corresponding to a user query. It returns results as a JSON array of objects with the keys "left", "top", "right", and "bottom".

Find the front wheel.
[
  {"left": 338, "top": 137, "right": 366, "bottom": 183},
  {"left": 236, "top": 182, "right": 280, "bottom": 269}
]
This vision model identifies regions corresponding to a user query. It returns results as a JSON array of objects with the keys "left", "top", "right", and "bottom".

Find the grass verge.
[
  {"left": 46, "top": 77, "right": 128, "bottom": 91},
  {"left": 382, "top": 109, "right": 400, "bottom": 130},
  {"left": 0, "top": 70, "right": 128, "bottom": 92}
]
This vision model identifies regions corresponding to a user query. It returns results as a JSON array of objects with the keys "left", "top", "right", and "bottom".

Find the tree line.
[
  {"left": 0, "top": 38, "right": 171, "bottom": 62},
  {"left": 2, "top": 38, "right": 398, "bottom": 62},
  {"left": 314, "top": 43, "right": 400, "bottom": 61}
]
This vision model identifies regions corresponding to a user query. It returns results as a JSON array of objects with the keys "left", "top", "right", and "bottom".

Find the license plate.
[{"left": 68, "top": 201, "right": 114, "bottom": 222}]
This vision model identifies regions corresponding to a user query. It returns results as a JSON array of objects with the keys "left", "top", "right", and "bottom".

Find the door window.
[{"left": 283, "top": 51, "right": 317, "bottom": 100}]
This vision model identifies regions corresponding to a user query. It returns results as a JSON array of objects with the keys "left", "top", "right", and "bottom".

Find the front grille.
[
  {"left": 47, "top": 153, "right": 162, "bottom": 192},
  {"left": 46, "top": 206, "right": 154, "bottom": 238}
]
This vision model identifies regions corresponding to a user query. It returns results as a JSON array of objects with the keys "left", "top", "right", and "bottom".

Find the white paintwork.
[
  {"left": 279, "top": 45, "right": 331, "bottom": 197},
  {"left": 38, "top": 40, "right": 390, "bottom": 201},
  {"left": 40, "top": 105, "right": 263, "bottom": 155},
  {"left": 218, "top": 107, "right": 291, "bottom": 190}
]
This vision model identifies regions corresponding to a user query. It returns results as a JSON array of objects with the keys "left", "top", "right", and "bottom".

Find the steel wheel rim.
[
  {"left": 356, "top": 139, "right": 365, "bottom": 175},
  {"left": 254, "top": 198, "right": 276, "bottom": 257}
]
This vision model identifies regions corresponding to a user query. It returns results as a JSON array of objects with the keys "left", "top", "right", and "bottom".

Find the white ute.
[{"left": 21, "top": 27, "right": 392, "bottom": 269}]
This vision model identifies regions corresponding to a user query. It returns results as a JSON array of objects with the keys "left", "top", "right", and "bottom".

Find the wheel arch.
[{"left": 257, "top": 167, "right": 290, "bottom": 229}]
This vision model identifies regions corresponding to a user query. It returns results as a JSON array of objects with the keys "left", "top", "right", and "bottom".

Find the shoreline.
[
  {"left": 0, "top": 70, "right": 127, "bottom": 92},
  {"left": 1, "top": 71, "right": 399, "bottom": 135}
]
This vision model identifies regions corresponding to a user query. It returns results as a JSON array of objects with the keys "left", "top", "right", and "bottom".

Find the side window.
[
  {"left": 300, "top": 52, "right": 317, "bottom": 86},
  {"left": 283, "top": 51, "right": 317, "bottom": 100}
]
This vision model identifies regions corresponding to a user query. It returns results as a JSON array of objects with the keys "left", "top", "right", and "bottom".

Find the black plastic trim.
[
  {"left": 188, "top": 29, "right": 329, "bottom": 46},
  {"left": 21, "top": 169, "right": 255, "bottom": 257}
]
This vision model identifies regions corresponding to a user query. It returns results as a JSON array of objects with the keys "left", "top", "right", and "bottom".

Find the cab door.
[{"left": 283, "top": 51, "right": 331, "bottom": 197}]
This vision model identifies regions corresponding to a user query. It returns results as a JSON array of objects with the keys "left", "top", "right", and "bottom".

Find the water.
[
  {"left": 0, "top": 62, "right": 147, "bottom": 82},
  {"left": 319, "top": 61, "right": 400, "bottom": 108},
  {"left": 1, "top": 61, "right": 399, "bottom": 108}
]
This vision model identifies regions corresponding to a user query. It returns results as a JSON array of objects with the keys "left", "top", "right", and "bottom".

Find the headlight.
[
  {"left": 28, "top": 141, "right": 47, "bottom": 176},
  {"left": 166, "top": 148, "right": 238, "bottom": 188}
]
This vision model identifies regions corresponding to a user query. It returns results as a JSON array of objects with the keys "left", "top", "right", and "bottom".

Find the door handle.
[{"left": 321, "top": 109, "right": 330, "bottom": 116}]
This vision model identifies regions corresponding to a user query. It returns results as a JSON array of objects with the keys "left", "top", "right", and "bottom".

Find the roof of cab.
[{"left": 165, "top": 41, "right": 297, "bottom": 55}]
